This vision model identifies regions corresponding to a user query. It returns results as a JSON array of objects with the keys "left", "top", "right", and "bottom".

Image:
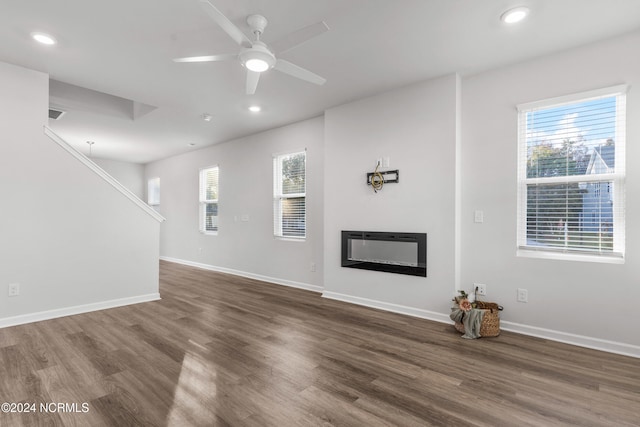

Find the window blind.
[
  {"left": 199, "top": 166, "right": 219, "bottom": 233},
  {"left": 517, "top": 86, "right": 626, "bottom": 258},
  {"left": 273, "top": 151, "right": 306, "bottom": 238}
]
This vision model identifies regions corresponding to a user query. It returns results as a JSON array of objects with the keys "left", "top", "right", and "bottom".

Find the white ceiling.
[{"left": 1, "top": 0, "right": 640, "bottom": 164}]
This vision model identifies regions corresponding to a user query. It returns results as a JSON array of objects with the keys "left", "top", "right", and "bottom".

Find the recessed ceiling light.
[
  {"left": 501, "top": 6, "right": 530, "bottom": 24},
  {"left": 202, "top": 113, "right": 212, "bottom": 122},
  {"left": 31, "top": 32, "right": 57, "bottom": 45},
  {"left": 248, "top": 105, "right": 261, "bottom": 113}
]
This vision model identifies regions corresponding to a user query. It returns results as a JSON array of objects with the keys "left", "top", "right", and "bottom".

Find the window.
[
  {"left": 147, "top": 177, "right": 160, "bottom": 206},
  {"left": 273, "top": 151, "right": 306, "bottom": 238},
  {"left": 517, "top": 86, "right": 626, "bottom": 260},
  {"left": 199, "top": 166, "right": 219, "bottom": 234}
]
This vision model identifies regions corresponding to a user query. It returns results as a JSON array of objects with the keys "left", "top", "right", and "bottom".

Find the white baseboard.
[
  {"left": 500, "top": 321, "right": 640, "bottom": 359},
  {"left": 160, "top": 256, "right": 323, "bottom": 293},
  {"left": 322, "top": 291, "right": 452, "bottom": 324},
  {"left": 162, "top": 257, "right": 640, "bottom": 359},
  {"left": 0, "top": 293, "right": 161, "bottom": 329},
  {"left": 322, "top": 291, "right": 640, "bottom": 359}
]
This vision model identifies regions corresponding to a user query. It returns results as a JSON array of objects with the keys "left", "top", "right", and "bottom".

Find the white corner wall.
[
  {"left": 145, "top": 117, "right": 324, "bottom": 291},
  {"left": 323, "top": 74, "right": 459, "bottom": 321},
  {"left": 461, "top": 30, "right": 640, "bottom": 355},
  {"left": 0, "top": 61, "right": 161, "bottom": 326}
]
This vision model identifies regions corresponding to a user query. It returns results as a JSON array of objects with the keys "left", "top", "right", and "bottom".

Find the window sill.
[
  {"left": 517, "top": 248, "right": 624, "bottom": 264},
  {"left": 275, "top": 236, "right": 306, "bottom": 242}
]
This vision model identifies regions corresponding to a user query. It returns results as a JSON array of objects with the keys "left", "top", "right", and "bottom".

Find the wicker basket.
[{"left": 454, "top": 302, "right": 502, "bottom": 337}]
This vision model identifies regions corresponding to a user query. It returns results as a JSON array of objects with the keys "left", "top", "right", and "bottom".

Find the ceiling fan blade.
[
  {"left": 246, "top": 70, "right": 260, "bottom": 95},
  {"left": 270, "top": 21, "right": 329, "bottom": 54},
  {"left": 199, "top": 0, "right": 252, "bottom": 48},
  {"left": 274, "top": 59, "right": 326, "bottom": 86},
  {"left": 173, "top": 53, "right": 236, "bottom": 63}
]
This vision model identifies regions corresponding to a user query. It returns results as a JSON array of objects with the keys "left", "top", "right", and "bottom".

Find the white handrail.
[{"left": 43, "top": 126, "right": 165, "bottom": 223}]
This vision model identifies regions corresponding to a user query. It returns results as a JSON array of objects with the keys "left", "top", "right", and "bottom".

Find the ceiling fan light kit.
[
  {"left": 174, "top": 0, "right": 328, "bottom": 94},
  {"left": 240, "top": 41, "right": 275, "bottom": 72}
]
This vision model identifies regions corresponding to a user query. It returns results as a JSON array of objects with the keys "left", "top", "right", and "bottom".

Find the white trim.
[
  {"left": 517, "top": 248, "right": 624, "bottom": 264},
  {"left": 516, "top": 89, "right": 626, "bottom": 259},
  {"left": 321, "top": 291, "right": 452, "bottom": 324},
  {"left": 199, "top": 163, "right": 219, "bottom": 173},
  {"left": 147, "top": 176, "right": 160, "bottom": 206},
  {"left": 160, "top": 256, "right": 323, "bottom": 293},
  {"left": 454, "top": 73, "right": 462, "bottom": 291},
  {"left": 517, "top": 84, "right": 629, "bottom": 111},
  {"left": 322, "top": 291, "right": 639, "bottom": 358},
  {"left": 0, "top": 293, "right": 161, "bottom": 329},
  {"left": 164, "top": 257, "right": 639, "bottom": 358},
  {"left": 273, "top": 150, "right": 307, "bottom": 239},
  {"left": 43, "top": 126, "right": 165, "bottom": 223},
  {"left": 199, "top": 165, "right": 219, "bottom": 234},
  {"left": 274, "top": 236, "right": 306, "bottom": 242},
  {"left": 271, "top": 147, "right": 307, "bottom": 158},
  {"left": 613, "top": 94, "right": 626, "bottom": 254},
  {"left": 500, "top": 320, "right": 640, "bottom": 359}
]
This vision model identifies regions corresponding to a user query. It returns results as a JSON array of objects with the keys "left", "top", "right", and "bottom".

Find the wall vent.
[{"left": 48, "top": 108, "right": 66, "bottom": 120}]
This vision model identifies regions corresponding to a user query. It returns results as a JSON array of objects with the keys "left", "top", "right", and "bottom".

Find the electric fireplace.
[{"left": 341, "top": 231, "right": 427, "bottom": 277}]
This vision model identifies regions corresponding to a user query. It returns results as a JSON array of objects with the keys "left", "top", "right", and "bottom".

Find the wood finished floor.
[{"left": 1, "top": 261, "right": 639, "bottom": 426}]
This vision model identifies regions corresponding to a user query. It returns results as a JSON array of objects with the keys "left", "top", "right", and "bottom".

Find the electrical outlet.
[
  {"left": 517, "top": 288, "right": 528, "bottom": 303},
  {"left": 474, "top": 283, "right": 486, "bottom": 296},
  {"left": 310, "top": 262, "right": 316, "bottom": 272},
  {"left": 8, "top": 283, "right": 20, "bottom": 297}
]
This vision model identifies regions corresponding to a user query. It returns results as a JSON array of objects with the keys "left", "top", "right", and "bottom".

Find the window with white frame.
[
  {"left": 273, "top": 151, "right": 306, "bottom": 238},
  {"left": 199, "top": 166, "right": 219, "bottom": 234},
  {"left": 147, "top": 177, "right": 160, "bottom": 206},
  {"left": 517, "top": 86, "right": 626, "bottom": 260}
]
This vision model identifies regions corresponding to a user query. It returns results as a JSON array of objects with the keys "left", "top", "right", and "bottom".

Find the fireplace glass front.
[{"left": 341, "top": 231, "right": 427, "bottom": 277}]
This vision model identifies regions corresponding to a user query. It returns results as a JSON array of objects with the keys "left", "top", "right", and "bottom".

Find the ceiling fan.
[{"left": 174, "top": 0, "right": 329, "bottom": 95}]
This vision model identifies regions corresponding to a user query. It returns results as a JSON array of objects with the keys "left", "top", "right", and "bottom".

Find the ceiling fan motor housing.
[{"left": 247, "top": 14, "right": 268, "bottom": 35}]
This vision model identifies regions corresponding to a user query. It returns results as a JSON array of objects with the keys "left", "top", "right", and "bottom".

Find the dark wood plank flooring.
[{"left": 1, "top": 260, "right": 639, "bottom": 426}]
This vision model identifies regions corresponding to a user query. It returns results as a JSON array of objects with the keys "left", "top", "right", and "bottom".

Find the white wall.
[
  {"left": 144, "top": 31, "right": 640, "bottom": 357},
  {"left": 0, "top": 61, "right": 162, "bottom": 325},
  {"left": 323, "top": 74, "right": 459, "bottom": 319},
  {"left": 93, "top": 157, "right": 145, "bottom": 199},
  {"left": 145, "top": 117, "right": 324, "bottom": 290},
  {"left": 461, "top": 31, "right": 640, "bottom": 352}
]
